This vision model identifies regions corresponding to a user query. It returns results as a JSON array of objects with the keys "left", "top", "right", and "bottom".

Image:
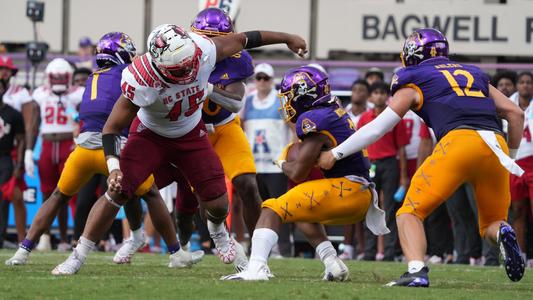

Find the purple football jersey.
[
  {"left": 391, "top": 57, "right": 501, "bottom": 140},
  {"left": 79, "top": 64, "right": 128, "bottom": 136},
  {"left": 202, "top": 50, "right": 253, "bottom": 124},
  {"left": 296, "top": 106, "right": 370, "bottom": 179}
]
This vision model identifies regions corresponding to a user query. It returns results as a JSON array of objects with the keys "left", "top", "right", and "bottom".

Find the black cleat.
[{"left": 385, "top": 266, "right": 430, "bottom": 287}]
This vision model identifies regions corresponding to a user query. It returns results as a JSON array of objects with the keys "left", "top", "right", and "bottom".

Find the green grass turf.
[{"left": 0, "top": 250, "right": 532, "bottom": 299}]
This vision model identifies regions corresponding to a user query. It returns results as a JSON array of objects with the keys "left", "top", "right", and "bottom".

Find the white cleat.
[
  {"left": 169, "top": 249, "right": 194, "bottom": 268},
  {"left": 5, "top": 248, "right": 30, "bottom": 266},
  {"left": 36, "top": 234, "right": 52, "bottom": 252},
  {"left": 323, "top": 256, "right": 349, "bottom": 282},
  {"left": 51, "top": 250, "right": 85, "bottom": 276},
  {"left": 210, "top": 231, "right": 237, "bottom": 264},
  {"left": 57, "top": 242, "right": 72, "bottom": 252},
  {"left": 113, "top": 238, "right": 146, "bottom": 264},
  {"left": 233, "top": 242, "right": 248, "bottom": 272},
  {"left": 220, "top": 265, "right": 270, "bottom": 281}
]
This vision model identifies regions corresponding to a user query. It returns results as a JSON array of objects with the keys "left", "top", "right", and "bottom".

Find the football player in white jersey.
[
  {"left": 51, "top": 24, "right": 307, "bottom": 275},
  {"left": 30, "top": 58, "right": 84, "bottom": 251},
  {"left": 0, "top": 55, "right": 36, "bottom": 243}
]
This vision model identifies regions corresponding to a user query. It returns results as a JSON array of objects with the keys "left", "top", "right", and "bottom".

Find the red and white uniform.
[
  {"left": 510, "top": 104, "right": 533, "bottom": 201},
  {"left": 121, "top": 32, "right": 216, "bottom": 138},
  {"left": 33, "top": 86, "right": 83, "bottom": 135},
  {"left": 33, "top": 86, "right": 83, "bottom": 195},
  {"left": 118, "top": 32, "right": 226, "bottom": 200},
  {"left": 403, "top": 110, "right": 431, "bottom": 177},
  {"left": 2, "top": 84, "right": 32, "bottom": 112}
]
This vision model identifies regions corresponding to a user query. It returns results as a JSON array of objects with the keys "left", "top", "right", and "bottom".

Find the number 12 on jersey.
[{"left": 440, "top": 69, "right": 485, "bottom": 98}]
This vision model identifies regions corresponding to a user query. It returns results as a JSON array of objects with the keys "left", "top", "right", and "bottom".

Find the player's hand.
[
  {"left": 317, "top": 150, "right": 336, "bottom": 170},
  {"left": 24, "top": 149, "right": 34, "bottom": 177},
  {"left": 286, "top": 34, "right": 308, "bottom": 58},
  {"left": 108, "top": 169, "right": 123, "bottom": 193}
]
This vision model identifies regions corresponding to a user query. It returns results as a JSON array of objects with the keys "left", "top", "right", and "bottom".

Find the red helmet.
[{"left": 0, "top": 55, "right": 18, "bottom": 77}]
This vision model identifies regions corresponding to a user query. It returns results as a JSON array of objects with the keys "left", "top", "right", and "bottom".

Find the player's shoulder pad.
[
  {"left": 190, "top": 32, "right": 216, "bottom": 69},
  {"left": 31, "top": 86, "right": 48, "bottom": 102},
  {"left": 390, "top": 67, "right": 416, "bottom": 96},
  {"left": 296, "top": 109, "right": 328, "bottom": 138}
]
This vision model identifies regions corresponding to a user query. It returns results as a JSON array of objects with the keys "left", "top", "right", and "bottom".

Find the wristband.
[
  {"left": 106, "top": 157, "right": 120, "bottom": 172},
  {"left": 103, "top": 134, "right": 122, "bottom": 158},
  {"left": 206, "top": 83, "right": 214, "bottom": 96}
]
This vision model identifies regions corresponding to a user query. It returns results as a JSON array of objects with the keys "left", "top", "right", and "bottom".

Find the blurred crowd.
[{"left": 1, "top": 36, "right": 533, "bottom": 267}]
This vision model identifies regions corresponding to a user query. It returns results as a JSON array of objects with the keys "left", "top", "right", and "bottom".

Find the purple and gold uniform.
[
  {"left": 262, "top": 106, "right": 373, "bottom": 225},
  {"left": 57, "top": 64, "right": 153, "bottom": 197},
  {"left": 391, "top": 57, "right": 509, "bottom": 236},
  {"left": 202, "top": 51, "right": 255, "bottom": 180}
]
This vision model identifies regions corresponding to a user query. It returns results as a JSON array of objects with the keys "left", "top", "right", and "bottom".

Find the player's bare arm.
[
  {"left": 212, "top": 31, "right": 307, "bottom": 62},
  {"left": 490, "top": 84, "right": 524, "bottom": 156},
  {"left": 13, "top": 132, "right": 25, "bottom": 179},
  {"left": 102, "top": 96, "right": 140, "bottom": 192},
  {"left": 318, "top": 87, "right": 418, "bottom": 170},
  {"left": 282, "top": 133, "right": 329, "bottom": 183},
  {"left": 208, "top": 81, "right": 245, "bottom": 113}
]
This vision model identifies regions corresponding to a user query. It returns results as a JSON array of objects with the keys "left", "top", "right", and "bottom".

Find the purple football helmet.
[
  {"left": 401, "top": 28, "right": 448, "bottom": 67},
  {"left": 96, "top": 32, "right": 136, "bottom": 68},
  {"left": 191, "top": 7, "right": 234, "bottom": 36},
  {"left": 279, "top": 66, "right": 332, "bottom": 123}
]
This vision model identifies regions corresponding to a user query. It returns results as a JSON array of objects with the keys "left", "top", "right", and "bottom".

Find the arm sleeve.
[
  {"left": 331, "top": 107, "right": 402, "bottom": 160},
  {"left": 208, "top": 87, "right": 243, "bottom": 113}
]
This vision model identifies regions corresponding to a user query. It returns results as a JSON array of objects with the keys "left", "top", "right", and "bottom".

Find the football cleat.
[
  {"left": 36, "top": 234, "right": 52, "bottom": 251},
  {"left": 323, "top": 256, "right": 349, "bottom": 281},
  {"left": 498, "top": 223, "right": 525, "bottom": 282},
  {"left": 385, "top": 267, "right": 430, "bottom": 287},
  {"left": 113, "top": 238, "right": 146, "bottom": 264},
  {"left": 57, "top": 242, "right": 72, "bottom": 252},
  {"left": 51, "top": 249, "right": 85, "bottom": 276},
  {"left": 233, "top": 241, "right": 248, "bottom": 272},
  {"left": 5, "top": 248, "right": 30, "bottom": 266},
  {"left": 220, "top": 265, "right": 270, "bottom": 281},
  {"left": 210, "top": 231, "right": 237, "bottom": 264},
  {"left": 168, "top": 249, "right": 195, "bottom": 268}
]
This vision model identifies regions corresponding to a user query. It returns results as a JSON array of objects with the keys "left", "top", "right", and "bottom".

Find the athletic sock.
[
  {"left": 316, "top": 241, "right": 336, "bottom": 263},
  {"left": 248, "top": 228, "right": 278, "bottom": 273},
  {"left": 207, "top": 220, "right": 226, "bottom": 235},
  {"left": 21, "top": 239, "right": 35, "bottom": 252},
  {"left": 76, "top": 236, "right": 96, "bottom": 260},
  {"left": 131, "top": 228, "right": 144, "bottom": 243},
  {"left": 407, "top": 260, "right": 425, "bottom": 274},
  {"left": 168, "top": 242, "right": 181, "bottom": 254}
]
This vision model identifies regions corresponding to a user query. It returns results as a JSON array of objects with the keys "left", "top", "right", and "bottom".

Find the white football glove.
[{"left": 24, "top": 149, "right": 34, "bottom": 177}]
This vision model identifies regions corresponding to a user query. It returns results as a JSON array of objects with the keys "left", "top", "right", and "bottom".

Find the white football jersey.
[
  {"left": 121, "top": 32, "right": 217, "bottom": 138},
  {"left": 2, "top": 84, "right": 32, "bottom": 112},
  {"left": 403, "top": 110, "right": 425, "bottom": 160},
  {"left": 516, "top": 104, "right": 533, "bottom": 160},
  {"left": 33, "top": 86, "right": 84, "bottom": 134}
]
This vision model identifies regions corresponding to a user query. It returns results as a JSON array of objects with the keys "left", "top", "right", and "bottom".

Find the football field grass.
[{"left": 1, "top": 250, "right": 532, "bottom": 299}]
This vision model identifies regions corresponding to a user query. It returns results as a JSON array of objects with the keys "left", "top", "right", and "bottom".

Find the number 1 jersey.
[{"left": 391, "top": 57, "right": 501, "bottom": 141}]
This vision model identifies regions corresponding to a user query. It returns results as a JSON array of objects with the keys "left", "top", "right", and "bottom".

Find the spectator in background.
[
  {"left": 365, "top": 67, "right": 384, "bottom": 86},
  {"left": 76, "top": 37, "right": 95, "bottom": 70},
  {"left": 493, "top": 71, "right": 517, "bottom": 98},
  {"left": 358, "top": 82, "right": 409, "bottom": 261},
  {"left": 0, "top": 55, "right": 35, "bottom": 244},
  {"left": 0, "top": 78, "right": 25, "bottom": 248},
  {"left": 339, "top": 79, "right": 370, "bottom": 260},
  {"left": 73, "top": 68, "right": 92, "bottom": 87},
  {"left": 241, "top": 63, "right": 293, "bottom": 257}
]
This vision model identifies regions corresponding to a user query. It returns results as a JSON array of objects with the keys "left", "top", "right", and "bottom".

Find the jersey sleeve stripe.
[
  {"left": 404, "top": 83, "right": 425, "bottom": 111},
  {"left": 141, "top": 55, "right": 169, "bottom": 88},
  {"left": 128, "top": 62, "right": 148, "bottom": 86},
  {"left": 135, "top": 56, "right": 154, "bottom": 87}
]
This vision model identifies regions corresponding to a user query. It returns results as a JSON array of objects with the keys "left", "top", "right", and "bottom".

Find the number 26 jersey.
[
  {"left": 391, "top": 57, "right": 502, "bottom": 141},
  {"left": 32, "top": 85, "right": 84, "bottom": 134}
]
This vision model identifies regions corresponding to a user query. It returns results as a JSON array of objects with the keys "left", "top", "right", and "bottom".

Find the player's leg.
[
  {"left": 6, "top": 146, "right": 96, "bottom": 266},
  {"left": 296, "top": 222, "right": 349, "bottom": 281},
  {"left": 232, "top": 174, "right": 261, "bottom": 241},
  {"left": 56, "top": 140, "right": 75, "bottom": 249},
  {"left": 113, "top": 197, "right": 146, "bottom": 264},
  {"left": 473, "top": 136, "right": 524, "bottom": 282},
  {"left": 388, "top": 132, "right": 472, "bottom": 287},
  {"left": 222, "top": 178, "right": 371, "bottom": 280},
  {"left": 10, "top": 186, "right": 26, "bottom": 243}
]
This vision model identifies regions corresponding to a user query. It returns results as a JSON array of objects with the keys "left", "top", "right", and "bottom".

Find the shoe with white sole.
[
  {"left": 233, "top": 242, "right": 248, "bottom": 272},
  {"left": 113, "top": 238, "right": 146, "bottom": 264},
  {"left": 210, "top": 231, "right": 236, "bottom": 264},
  {"left": 36, "top": 234, "right": 52, "bottom": 252},
  {"left": 169, "top": 249, "right": 194, "bottom": 268},
  {"left": 5, "top": 248, "right": 30, "bottom": 266},
  {"left": 51, "top": 249, "right": 85, "bottom": 276},
  {"left": 323, "top": 256, "right": 349, "bottom": 281},
  {"left": 220, "top": 264, "right": 270, "bottom": 281}
]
